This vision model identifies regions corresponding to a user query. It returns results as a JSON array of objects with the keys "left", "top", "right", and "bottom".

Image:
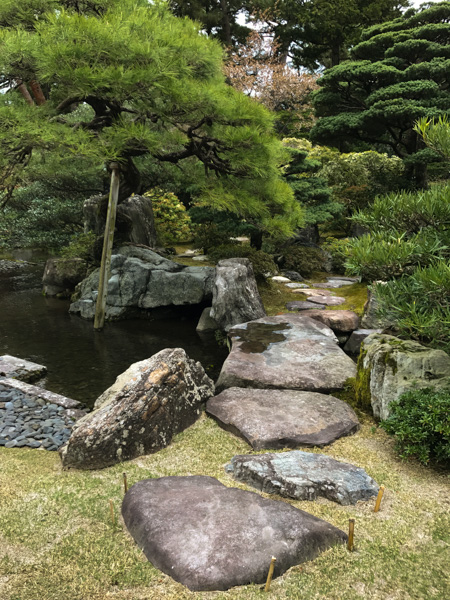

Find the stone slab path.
[
  {"left": 227, "top": 450, "right": 379, "bottom": 505},
  {"left": 122, "top": 476, "right": 347, "bottom": 591},
  {"left": 207, "top": 388, "right": 360, "bottom": 449},
  {"left": 0, "top": 355, "right": 46, "bottom": 383},
  {"left": 216, "top": 314, "right": 356, "bottom": 392}
]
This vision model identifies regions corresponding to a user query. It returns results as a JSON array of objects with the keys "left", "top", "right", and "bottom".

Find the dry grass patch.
[{"left": 1, "top": 414, "right": 448, "bottom": 600}]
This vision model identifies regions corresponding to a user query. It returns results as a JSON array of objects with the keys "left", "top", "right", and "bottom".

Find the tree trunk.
[
  {"left": 219, "top": 0, "right": 233, "bottom": 48},
  {"left": 94, "top": 163, "right": 120, "bottom": 331},
  {"left": 28, "top": 80, "right": 47, "bottom": 105},
  {"left": 15, "top": 80, "right": 35, "bottom": 106}
]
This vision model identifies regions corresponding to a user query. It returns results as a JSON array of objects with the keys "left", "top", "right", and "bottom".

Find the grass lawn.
[
  {"left": 1, "top": 276, "right": 448, "bottom": 599},
  {"left": 1, "top": 415, "right": 449, "bottom": 600}
]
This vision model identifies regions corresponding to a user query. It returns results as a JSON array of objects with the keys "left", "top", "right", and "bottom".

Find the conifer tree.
[
  {"left": 311, "top": 1, "right": 450, "bottom": 186},
  {"left": 0, "top": 0, "right": 301, "bottom": 238}
]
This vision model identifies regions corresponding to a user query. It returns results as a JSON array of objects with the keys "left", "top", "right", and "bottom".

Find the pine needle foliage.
[{"left": 0, "top": 0, "right": 301, "bottom": 238}]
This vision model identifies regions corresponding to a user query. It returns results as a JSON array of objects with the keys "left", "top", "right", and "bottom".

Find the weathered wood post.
[{"left": 94, "top": 161, "right": 120, "bottom": 331}]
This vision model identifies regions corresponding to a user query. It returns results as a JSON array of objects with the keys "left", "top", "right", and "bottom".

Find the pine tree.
[
  {"left": 0, "top": 0, "right": 302, "bottom": 239},
  {"left": 311, "top": 1, "right": 450, "bottom": 186}
]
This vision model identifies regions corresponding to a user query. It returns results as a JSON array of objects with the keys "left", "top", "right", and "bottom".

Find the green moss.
[{"left": 355, "top": 347, "right": 373, "bottom": 410}]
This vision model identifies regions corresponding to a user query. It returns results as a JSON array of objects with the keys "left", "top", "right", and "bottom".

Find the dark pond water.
[{"left": 0, "top": 253, "right": 227, "bottom": 408}]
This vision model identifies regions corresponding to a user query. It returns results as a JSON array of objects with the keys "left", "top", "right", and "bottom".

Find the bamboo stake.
[
  {"left": 348, "top": 519, "right": 355, "bottom": 551},
  {"left": 109, "top": 499, "right": 115, "bottom": 526},
  {"left": 94, "top": 162, "right": 120, "bottom": 331},
  {"left": 374, "top": 485, "right": 385, "bottom": 513},
  {"left": 123, "top": 472, "right": 128, "bottom": 495},
  {"left": 264, "top": 556, "right": 276, "bottom": 592}
]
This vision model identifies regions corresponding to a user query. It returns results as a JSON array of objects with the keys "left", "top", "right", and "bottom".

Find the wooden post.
[
  {"left": 123, "top": 472, "right": 128, "bottom": 495},
  {"left": 348, "top": 519, "right": 355, "bottom": 551},
  {"left": 94, "top": 162, "right": 120, "bottom": 331},
  {"left": 109, "top": 499, "right": 115, "bottom": 526},
  {"left": 374, "top": 485, "right": 385, "bottom": 513},
  {"left": 264, "top": 556, "right": 276, "bottom": 592}
]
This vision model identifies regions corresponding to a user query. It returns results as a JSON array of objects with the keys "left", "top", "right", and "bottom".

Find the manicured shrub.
[
  {"left": 144, "top": 189, "right": 192, "bottom": 245},
  {"left": 282, "top": 245, "right": 326, "bottom": 277},
  {"left": 208, "top": 244, "right": 277, "bottom": 281},
  {"left": 381, "top": 387, "right": 450, "bottom": 466}
]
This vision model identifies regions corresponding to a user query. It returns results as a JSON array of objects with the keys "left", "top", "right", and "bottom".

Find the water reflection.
[{"left": 0, "top": 260, "right": 227, "bottom": 408}]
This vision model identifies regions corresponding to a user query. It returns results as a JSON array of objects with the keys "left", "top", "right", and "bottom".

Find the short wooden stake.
[
  {"left": 348, "top": 519, "right": 355, "bottom": 551},
  {"left": 374, "top": 485, "right": 385, "bottom": 513},
  {"left": 264, "top": 556, "right": 276, "bottom": 592},
  {"left": 123, "top": 472, "right": 128, "bottom": 495},
  {"left": 109, "top": 499, "right": 115, "bottom": 526}
]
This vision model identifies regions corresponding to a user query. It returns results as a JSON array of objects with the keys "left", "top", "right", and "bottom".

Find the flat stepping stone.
[
  {"left": 287, "top": 300, "right": 326, "bottom": 311},
  {"left": 308, "top": 295, "right": 346, "bottom": 306},
  {"left": 216, "top": 314, "right": 356, "bottom": 392},
  {"left": 327, "top": 276, "right": 359, "bottom": 283},
  {"left": 0, "top": 355, "right": 47, "bottom": 383},
  {"left": 291, "top": 288, "right": 336, "bottom": 296},
  {"left": 121, "top": 476, "right": 347, "bottom": 591},
  {"left": 206, "top": 388, "right": 360, "bottom": 449},
  {"left": 285, "top": 282, "right": 309, "bottom": 289},
  {"left": 314, "top": 280, "right": 354, "bottom": 289},
  {"left": 227, "top": 451, "right": 379, "bottom": 505},
  {"left": 300, "top": 310, "right": 359, "bottom": 334},
  {"left": 271, "top": 275, "right": 291, "bottom": 282}
]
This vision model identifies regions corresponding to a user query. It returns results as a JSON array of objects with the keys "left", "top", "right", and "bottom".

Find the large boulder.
[
  {"left": 59, "top": 348, "right": 214, "bottom": 469},
  {"left": 69, "top": 245, "right": 214, "bottom": 320},
  {"left": 356, "top": 334, "right": 450, "bottom": 420},
  {"left": 360, "top": 285, "right": 393, "bottom": 329},
  {"left": 42, "top": 258, "right": 87, "bottom": 296},
  {"left": 210, "top": 258, "right": 266, "bottom": 331},
  {"left": 121, "top": 476, "right": 347, "bottom": 591},
  {"left": 227, "top": 451, "right": 379, "bottom": 505},
  {"left": 216, "top": 314, "right": 356, "bottom": 393},
  {"left": 206, "top": 388, "right": 359, "bottom": 449},
  {"left": 83, "top": 194, "right": 157, "bottom": 247}
]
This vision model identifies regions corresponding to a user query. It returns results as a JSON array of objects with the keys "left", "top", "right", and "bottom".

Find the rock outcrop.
[
  {"left": 42, "top": 258, "right": 88, "bottom": 296},
  {"left": 206, "top": 388, "right": 360, "bottom": 449},
  {"left": 216, "top": 314, "right": 356, "bottom": 393},
  {"left": 121, "top": 476, "right": 347, "bottom": 591},
  {"left": 69, "top": 245, "right": 214, "bottom": 320},
  {"left": 59, "top": 348, "right": 214, "bottom": 469},
  {"left": 210, "top": 258, "right": 266, "bottom": 331},
  {"left": 227, "top": 451, "right": 379, "bottom": 505},
  {"left": 356, "top": 334, "right": 450, "bottom": 419},
  {"left": 84, "top": 194, "right": 157, "bottom": 248}
]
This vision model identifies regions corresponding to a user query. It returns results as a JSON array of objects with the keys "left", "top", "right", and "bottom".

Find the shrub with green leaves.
[
  {"left": 144, "top": 189, "right": 192, "bottom": 245},
  {"left": 282, "top": 245, "right": 326, "bottom": 277},
  {"left": 60, "top": 231, "right": 96, "bottom": 261},
  {"left": 373, "top": 262, "right": 450, "bottom": 352},
  {"left": 381, "top": 387, "right": 450, "bottom": 466},
  {"left": 208, "top": 244, "right": 277, "bottom": 281}
]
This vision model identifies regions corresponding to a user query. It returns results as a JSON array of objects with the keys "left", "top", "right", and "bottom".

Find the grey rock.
[
  {"left": 121, "top": 476, "right": 347, "bottom": 591},
  {"left": 42, "top": 258, "right": 87, "bottom": 296},
  {"left": 0, "top": 378, "right": 82, "bottom": 409},
  {"left": 286, "top": 300, "right": 326, "bottom": 311},
  {"left": 0, "top": 356, "right": 47, "bottom": 383},
  {"left": 308, "top": 296, "right": 346, "bottom": 306},
  {"left": 216, "top": 314, "right": 356, "bottom": 393},
  {"left": 285, "top": 283, "right": 310, "bottom": 289},
  {"left": 227, "top": 450, "right": 379, "bottom": 505},
  {"left": 70, "top": 246, "right": 214, "bottom": 321},
  {"left": 60, "top": 348, "right": 215, "bottom": 470},
  {"left": 207, "top": 388, "right": 359, "bottom": 449},
  {"left": 360, "top": 285, "right": 393, "bottom": 329},
  {"left": 344, "top": 329, "right": 383, "bottom": 355},
  {"left": 195, "top": 307, "right": 219, "bottom": 332},
  {"left": 282, "top": 270, "right": 304, "bottom": 281},
  {"left": 211, "top": 258, "right": 266, "bottom": 331},
  {"left": 357, "top": 334, "right": 450, "bottom": 420}
]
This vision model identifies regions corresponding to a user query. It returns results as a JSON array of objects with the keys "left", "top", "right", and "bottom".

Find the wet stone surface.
[{"left": 0, "top": 383, "right": 78, "bottom": 450}]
